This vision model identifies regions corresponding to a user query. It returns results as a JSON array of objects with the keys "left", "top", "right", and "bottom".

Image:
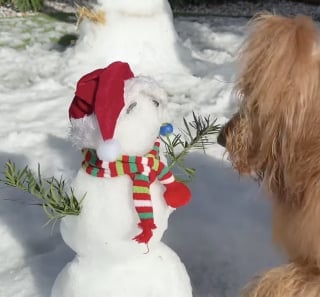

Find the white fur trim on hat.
[
  {"left": 124, "top": 76, "right": 168, "bottom": 106},
  {"left": 70, "top": 115, "right": 102, "bottom": 149}
]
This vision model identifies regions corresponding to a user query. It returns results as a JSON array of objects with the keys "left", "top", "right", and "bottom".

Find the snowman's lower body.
[{"left": 51, "top": 242, "right": 192, "bottom": 297}]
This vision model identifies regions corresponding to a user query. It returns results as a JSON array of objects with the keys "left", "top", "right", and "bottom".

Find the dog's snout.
[
  {"left": 217, "top": 127, "right": 226, "bottom": 147},
  {"left": 217, "top": 113, "right": 240, "bottom": 148}
]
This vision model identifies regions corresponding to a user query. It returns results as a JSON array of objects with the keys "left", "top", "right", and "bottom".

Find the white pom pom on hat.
[
  {"left": 96, "top": 139, "right": 121, "bottom": 162},
  {"left": 68, "top": 61, "right": 135, "bottom": 161}
]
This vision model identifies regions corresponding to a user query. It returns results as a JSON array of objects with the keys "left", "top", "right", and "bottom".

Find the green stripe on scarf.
[
  {"left": 129, "top": 162, "right": 137, "bottom": 172},
  {"left": 135, "top": 174, "right": 149, "bottom": 182},
  {"left": 133, "top": 186, "right": 150, "bottom": 194},
  {"left": 129, "top": 156, "right": 136, "bottom": 163},
  {"left": 89, "top": 150, "right": 97, "bottom": 164},
  {"left": 158, "top": 165, "right": 169, "bottom": 179},
  {"left": 91, "top": 167, "right": 100, "bottom": 177},
  {"left": 139, "top": 212, "right": 154, "bottom": 219}
]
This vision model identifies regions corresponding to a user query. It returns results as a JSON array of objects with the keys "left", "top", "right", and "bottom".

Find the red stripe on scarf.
[
  {"left": 148, "top": 157, "right": 154, "bottom": 168},
  {"left": 122, "top": 155, "right": 130, "bottom": 162},
  {"left": 136, "top": 206, "right": 153, "bottom": 213},
  {"left": 133, "top": 193, "right": 151, "bottom": 200},
  {"left": 109, "top": 162, "right": 118, "bottom": 177},
  {"left": 86, "top": 165, "right": 94, "bottom": 175},
  {"left": 96, "top": 159, "right": 103, "bottom": 168},
  {"left": 85, "top": 150, "right": 92, "bottom": 162},
  {"left": 149, "top": 149, "right": 158, "bottom": 156},
  {"left": 136, "top": 163, "right": 146, "bottom": 172},
  {"left": 97, "top": 169, "right": 105, "bottom": 177},
  {"left": 134, "top": 179, "right": 150, "bottom": 187},
  {"left": 123, "top": 157, "right": 131, "bottom": 173}
]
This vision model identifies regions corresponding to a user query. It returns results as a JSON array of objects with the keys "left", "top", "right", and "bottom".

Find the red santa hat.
[{"left": 69, "top": 61, "right": 134, "bottom": 161}]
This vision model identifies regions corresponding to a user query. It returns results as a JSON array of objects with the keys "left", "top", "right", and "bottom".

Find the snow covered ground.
[{"left": 0, "top": 12, "right": 285, "bottom": 297}]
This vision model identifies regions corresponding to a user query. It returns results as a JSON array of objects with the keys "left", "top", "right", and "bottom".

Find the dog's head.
[{"left": 218, "top": 14, "right": 320, "bottom": 205}]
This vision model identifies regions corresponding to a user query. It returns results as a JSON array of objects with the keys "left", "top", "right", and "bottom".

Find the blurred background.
[{"left": 1, "top": 0, "right": 320, "bottom": 17}]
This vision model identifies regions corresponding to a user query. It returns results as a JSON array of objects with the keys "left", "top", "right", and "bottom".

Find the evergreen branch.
[
  {"left": 161, "top": 112, "right": 220, "bottom": 182},
  {"left": 0, "top": 161, "right": 83, "bottom": 223}
]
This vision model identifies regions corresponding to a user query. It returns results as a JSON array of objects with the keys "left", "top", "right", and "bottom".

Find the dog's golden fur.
[
  {"left": 242, "top": 263, "right": 320, "bottom": 297},
  {"left": 220, "top": 13, "right": 320, "bottom": 296}
]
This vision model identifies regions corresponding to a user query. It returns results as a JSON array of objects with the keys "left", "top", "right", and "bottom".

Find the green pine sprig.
[
  {"left": 161, "top": 112, "right": 220, "bottom": 182},
  {"left": 0, "top": 161, "right": 83, "bottom": 224}
]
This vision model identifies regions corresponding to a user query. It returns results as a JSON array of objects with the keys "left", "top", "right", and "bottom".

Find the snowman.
[
  {"left": 64, "top": 0, "right": 191, "bottom": 83},
  {"left": 51, "top": 61, "right": 193, "bottom": 297}
]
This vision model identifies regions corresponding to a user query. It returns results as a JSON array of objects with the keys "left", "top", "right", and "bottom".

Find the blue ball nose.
[{"left": 160, "top": 123, "right": 173, "bottom": 136}]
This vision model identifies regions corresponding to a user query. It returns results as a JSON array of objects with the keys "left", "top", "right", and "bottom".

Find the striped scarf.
[{"left": 81, "top": 138, "right": 175, "bottom": 244}]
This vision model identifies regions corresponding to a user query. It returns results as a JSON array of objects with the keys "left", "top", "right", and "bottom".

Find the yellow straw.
[{"left": 75, "top": 5, "right": 106, "bottom": 28}]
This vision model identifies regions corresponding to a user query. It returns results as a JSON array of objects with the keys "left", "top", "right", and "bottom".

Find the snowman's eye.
[
  {"left": 126, "top": 102, "right": 137, "bottom": 114},
  {"left": 152, "top": 100, "right": 160, "bottom": 107}
]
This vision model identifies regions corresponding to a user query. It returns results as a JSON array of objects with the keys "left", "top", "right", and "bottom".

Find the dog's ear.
[
  {"left": 236, "top": 14, "right": 320, "bottom": 133},
  {"left": 224, "top": 14, "right": 320, "bottom": 198}
]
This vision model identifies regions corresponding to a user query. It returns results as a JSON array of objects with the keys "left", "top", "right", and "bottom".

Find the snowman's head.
[
  {"left": 113, "top": 76, "right": 168, "bottom": 155},
  {"left": 69, "top": 62, "right": 169, "bottom": 160}
]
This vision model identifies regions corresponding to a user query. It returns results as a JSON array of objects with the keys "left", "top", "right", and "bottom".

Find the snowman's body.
[
  {"left": 67, "top": 0, "right": 190, "bottom": 78},
  {"left": 51, "top": 64, "right": 192, "bottom": 297},
  {"left": 51, "top": 172, "right": 192, "bottom": 297},
  {"left": 59, "top": 170, "right": 171, "bottom": 257}
]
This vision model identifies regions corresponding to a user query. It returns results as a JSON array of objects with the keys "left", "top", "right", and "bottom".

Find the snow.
[
  {"left": 173, "top": 0, "right": 319, "bottom": 18},
  {"left": 0, "top": 6, "right": 285, "bottom": 297},
  {"left": 60, "top": 0, "right": 191, "bottom": 85}
]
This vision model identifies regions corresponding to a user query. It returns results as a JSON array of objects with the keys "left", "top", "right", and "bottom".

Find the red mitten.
[
  {"left": 133, "top": 219, "right": 157, "bottom": 244},
  {"left": 163, "top": 181, "right": 191, "bottom": 208}
]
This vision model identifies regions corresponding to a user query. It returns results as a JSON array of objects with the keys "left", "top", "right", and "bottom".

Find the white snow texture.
[{"left": 0, "top": 0, "right": 286, "bottom": 296}]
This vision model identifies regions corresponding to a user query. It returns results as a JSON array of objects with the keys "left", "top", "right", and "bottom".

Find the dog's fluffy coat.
[{"left": 219, "top": 13, "right": 320, "bottom": 296}]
